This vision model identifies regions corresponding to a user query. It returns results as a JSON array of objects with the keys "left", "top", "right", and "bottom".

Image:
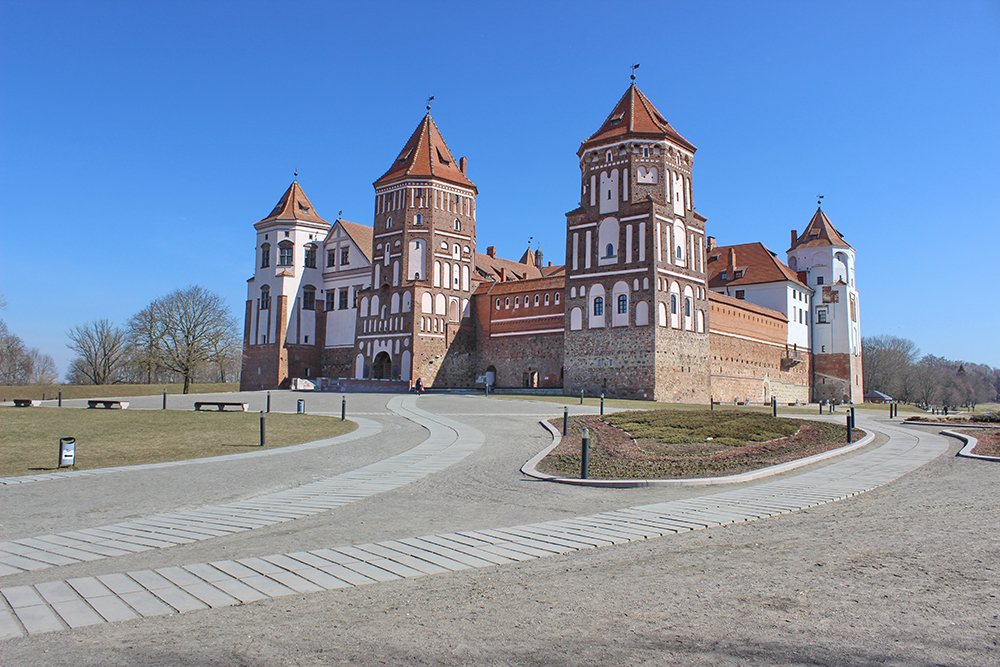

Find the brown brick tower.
[
  {"left": 563, "top": 83, "right": 711, "bottom": 401},
  {"left": 352, "top": 110, "right": 479, "bottom": 386}
]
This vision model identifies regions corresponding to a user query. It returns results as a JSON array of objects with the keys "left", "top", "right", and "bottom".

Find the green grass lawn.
[
  {"left": 0, "top": 407, "right": 355, "bottom": 476},
  {"left": 0, "top": 383, "right": 240, "bottom": 402},
  {"left": 540, "top": 409, "right": 861, "bottom": 479}
]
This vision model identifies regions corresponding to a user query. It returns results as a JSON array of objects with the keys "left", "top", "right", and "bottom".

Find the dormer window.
[
  {"left": 720, "top": 272, "right": 728, "bottom": 280},
  {"left": 734, "top": 270, "right": 744, "bottom": 279}
]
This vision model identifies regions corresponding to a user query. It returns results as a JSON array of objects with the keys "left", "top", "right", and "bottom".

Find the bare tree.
[
  {"left": 862, "top": 335, "right": 919, "bottom": 396},
  {"left": 26, "top": 349, "right": 58, "bottom": 385},
  {"left": 66, "top": 319, "right": 128, "bottom": 385},
  {"left": 149, "top": 286, "right": 237, "bottom": 394},
  {"left": 126, "top": 304, "right": 164, "bottom": 384}
]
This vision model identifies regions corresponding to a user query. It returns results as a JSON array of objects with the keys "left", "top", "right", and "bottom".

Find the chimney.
[
  {"left": 727, "top": 247, "right": 737, "bottom": 272},
  {"left": 499, "top": 267, "right": 507, "bottom": 282},
  {"left": 535, "top": 248, "right": 543, "bottom": 267},
  {"left": 547, "top": 261, "right": 552, "bottom": 267},
  {"left": 486, "top": 246, "right": 496, "bottom": 258},
  {"left": 706, "top": 236, "right": 716, "bottom": 252},
  {"left": 459, "top": 156, "right": 467, "bottom": 174},
  {"left": 790, "top": 229, "right": 797, "bottom": 249}
]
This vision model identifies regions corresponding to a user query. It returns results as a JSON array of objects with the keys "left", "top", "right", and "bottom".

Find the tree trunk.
[{"left": 183, "top": 372, "right": 191, "bottom": 394}]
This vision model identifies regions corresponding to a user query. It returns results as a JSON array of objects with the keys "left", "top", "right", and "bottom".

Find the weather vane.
[
  {"left": 338, "top": 209, "right": 343, "bottom": 219},
  {"left": 817, "top": 193, "right": 824, "bottom": 207},
  {"left": 528, "top": 235, "right": 534, "bottom": 249},
  {"left": 426, "top": 95, "right": 435, "bottom": 112},
  {"left": 630, "top": 63, "right": 640, "bottom": 82},
  {"left": 293, "top": 169, "right": 298, "bottom": 180}
]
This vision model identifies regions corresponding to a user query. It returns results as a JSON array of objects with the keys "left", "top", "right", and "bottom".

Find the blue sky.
[{"left": 1, "top": 0, "right": 998, "bottom": 375}]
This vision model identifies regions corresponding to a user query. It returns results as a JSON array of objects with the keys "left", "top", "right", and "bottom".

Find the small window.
[
  {"left": 304, "top": 245, "right": 317, "bottom": 269},
  {"left": 816, "top": 276, "right": 825, "bottom": 285},
  {"left": 338, "top": 288, "right": 349, "bottom": 310},
  {"left": 325, "top": 291, "right": 336, "bottom": 310},
  {"left": 260, "top": 243, "right": 270, "bottom": 268},
  {"left": 505, "top": 297, "right": 510, "bottom": 308},
  {"left": 341, "top": 247, "right": 350, "bottom": 266},
  {"left": 495, "top": 298, "right": 501, "bottom": 310},
  {"left": 415, "top": 213, "right": 423, "bottom": 225},
  {"left": 302, "top": 286, "right": 316, "bottom": 310},
  {"left": 720, "top": 272, "right": 728, "bottom": 280},
  {"left": 605, "top": 243, "right": 614, "bottom": 258},
  {"left": 515, "top": 296, "right": 520, "bottom": 308},
  {"left": 675, "top": 245, "right": 683, "bottom": 260},
  {"left": 593, "top": 296, "right": 604, "bottom": 316},
  {"left": 260, "top": 286, "right": 271, "bottom": 310},
  {"left": 533, "top": 294, "right": 540, "bottom": 306},
  {"left": 684, "top": 298, "right": 692, "bottom": 317},
  {"left": 326, "top": 249, "right": 335, "bottom": 267},
  {"left": 735, "top": 289, "right": 745, "bottom": 299},
  {"left": 606, "top": 151, "right": 612, "bottom": 162},
  {"left": 642, "top": 146, "right": 650, "bottom": 158},
  {"left": 454, "top": 219, "right": 461, "bottom": 231},
  {"left": 670, "top": 294, "right": 678, "bottom": 314},
  {"left": 617, "top": 294, "right": 628, "bottom": 314},
  {"left": 554, "top": 292, "right": 560, "bottom": 304},
  {"left": 734, "top": 270, "right": 744, "bottom": 278},
  {"left": 544, "top": 293, "right": 550, "bottom": 306},
  {"left": 278, "top": 242, "right": 293, "bottom": 266},
  {"left": 386, "top": 217, "right": 393, "bottom": 229},
  {"left": 817, "top": 307, "right": 829, "bottom": 323}
]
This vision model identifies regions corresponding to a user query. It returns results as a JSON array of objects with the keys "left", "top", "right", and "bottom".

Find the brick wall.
[
  {"left": 476, "top": 330, "right": 564, "bottom": 388},
  {"left": 564, "top": 324, "right": 657, "bottom": 399},
  {"left": 813, "top": 353, "right": 862, "bottom": 403}
]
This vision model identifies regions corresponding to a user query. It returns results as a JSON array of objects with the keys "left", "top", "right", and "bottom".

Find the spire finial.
[
  {"left": 528, "top": 235, "right": 534, "bottom": 249},
  {"left": 426, "top": 95, "right": 435, "bottom": 112},
  {"left": 293, "top": 169, "right": 298, "bottom": 181},
  {"left": 338, "top": 209, "right": 343, "bottom": 219},
  {"left": 817, "top": 193, "right": 824, "bottom": 208},
  {"left": 630, "top": 63, "right": 640, "bottom": 82}
]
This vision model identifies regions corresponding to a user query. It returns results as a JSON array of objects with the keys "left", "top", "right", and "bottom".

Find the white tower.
[{"left": 787, "top": 206, "right": 863, "bottom": 403}]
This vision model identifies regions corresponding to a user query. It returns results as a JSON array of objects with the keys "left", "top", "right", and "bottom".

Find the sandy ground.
[{"left": 1, "top": 398, "right": 996, "bottom": 666}]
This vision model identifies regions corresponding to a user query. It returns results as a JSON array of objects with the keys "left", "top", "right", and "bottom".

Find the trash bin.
[
  {"left": 296, "top": 399, "right": 305, "bottom": 414},
  {"left": 58, "top": 437, "right": 76, "bottom": 467}
]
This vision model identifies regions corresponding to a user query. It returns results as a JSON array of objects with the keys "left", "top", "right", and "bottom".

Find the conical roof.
[
  {"left": 579, "top": 84, "right": 695, "bottom": 155},
  {"left": 257, "top": 180, "right": 328, "bottom": 225},
  {"left": 374, "top": 113, "right": 476, "bottom": 191},
  {"left": 790, "top": 207, "right": 850, "bottom": 250}
]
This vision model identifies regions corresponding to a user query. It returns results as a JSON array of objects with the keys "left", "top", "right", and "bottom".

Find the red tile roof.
[
  {"left": 258, "top": 181, "right": 328, "bottom": 225},
  {"left": 709, "top": 291, "right": 786, "bottom": 321},
  {"left": 790, "top": 207, "right": 851, "bottom": 250},
  {"left": 338, "top": 220, "right": 374, "bottom": 263},
  {"left": 473, "top": 274, "right": 565, "bottom": 296},
  {"left": 374, "top": 113, "right": 476, "bottom": 191},
  {"left": 579, "top": 84, "right": 695, "bottom": 155},
  {"left": 474, "top": 252, "right": 544, "bottom": 283},
  {"left": 707, "top": 242, "right": 807, "bottom": 289}
]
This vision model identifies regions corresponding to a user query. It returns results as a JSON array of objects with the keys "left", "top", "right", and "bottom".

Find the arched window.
[
  {"left": 260, "top": 285, "right": 270, "bottom": 310},
  {"left": 278, "top": 241, "right": 293, "bottom": 266},
  {"left": 533, "top": 294, "right": 539, "bottom": 306},
  {"left": 386, "top": 217, "right": 393, "bottom": 229},
  {"left": 606, "top": 150, "right": 612, "bottom": 162},
  {"left": 415, "top": 213, "right": 423, "bottom": 225},
  {"left": 544, "top": 293, "right": 550, "bottom": 306},
  {"left": 593, "top": 297, "right": 604, "bottom": 316},
  {"left": 605, "top": 243, "right": 614, "bottom": 258},
  {"left": 302, "top": 285, "right": 316, "bottom": 311},
  {"left": 454, "top": 219, "right": 461, "bottom": 231},
  {"left": 495, "top": 298, "right": 501, "bottom": 310},
  {"left": 617, "top": 294, "right": 628, "bottom": 314},
  {"left": 504, "top": 297, "right": 510, "bottom": 308},
  {"left": 555, "top": 292, "right": 560, "bottom": 304},
  {"left": 684, "top": 297, "right": 692, "bottom": 317},
  {"left": 260, "top": 243, "right": 270, "bottom": 268},
  {"left": 671, "top": 294, "right": 678, "bottom": 314}
]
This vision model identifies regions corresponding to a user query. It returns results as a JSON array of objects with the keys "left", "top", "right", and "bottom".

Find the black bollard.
[
  {"left": 772, "top": 397, "right": 777, "bottom": 417},
  {"left": 710, "top": 396, "right": 714, "bottom": 412},
  {"left": 162, "top": 390, "right": 167, "bottom": 410},
  {"left": 846, "top": 414, "right": 853, "bottom": 443},
  {"left": 600, "top": 393, "right": 605, "bottom": 416},
  {"left": 58, "top": 391, "right": 62, "bottom": 407},
  {"left": 562, "top": 407, "right": 568, "bottom": 436},
  {"left": 266, "top": 391, "right": 271, "bottom": 413},
  {"left": 850, "top": 407, "right": 856, "bottom": 431},
  {"left": 341, "top": 396, "right": 346, "bottom": 421},
  {"left": 580, "top": 389, "right": 584, "bottom": 405},
  {"left": 819, "top": 401, "right": 823, "bottom": 415},
  {"left": 580, "top": 426, "right": 590, "bottom": 479},
  {"left": 259, "top": 411, "right": 266, "bottom": 447}
]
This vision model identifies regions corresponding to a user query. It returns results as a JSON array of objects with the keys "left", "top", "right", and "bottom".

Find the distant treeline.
[{"left": 863, "top": 335, "right": 999, "bottom": 410}]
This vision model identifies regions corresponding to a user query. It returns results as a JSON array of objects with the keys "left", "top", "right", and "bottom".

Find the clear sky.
[{"left": 1, "top": 0, "right": 998, "bottom": 376}]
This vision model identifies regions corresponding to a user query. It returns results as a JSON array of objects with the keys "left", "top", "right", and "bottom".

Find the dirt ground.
[{"left": 1, "top": 425, "right": 995, "bottom": 667}]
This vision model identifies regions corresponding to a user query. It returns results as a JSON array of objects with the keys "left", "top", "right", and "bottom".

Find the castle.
[{"left": 240, "top": 83, "right": 863, "bottom": 404}]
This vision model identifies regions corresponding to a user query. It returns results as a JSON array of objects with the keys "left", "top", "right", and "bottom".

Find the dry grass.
[
  {"left": 0, "top": 383, "right": 240, "bottom": 402},
  {"left": 541, "top": 409, "right": 861, "bottom": 479},
  {"left": 959, "top": 428, "right": 1000, "bottom": 457},
  {"left": 0, "top": 407, "right": 355, "bottom": 476}
]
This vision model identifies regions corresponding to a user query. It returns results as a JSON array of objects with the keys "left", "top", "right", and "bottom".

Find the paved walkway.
[
  {"left": 0, "top": 396, "right": 483, "bottom": 578},
  {"left": 0, "top": 409, "right": 947, "bottom": 640}
]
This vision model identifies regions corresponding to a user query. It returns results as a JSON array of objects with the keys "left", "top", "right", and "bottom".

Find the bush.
[{"left": 971, "top": 411, "right": 1000, "bottom": 423}]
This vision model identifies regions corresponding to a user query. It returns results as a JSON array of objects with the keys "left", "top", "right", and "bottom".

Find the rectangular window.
[
  {"left": 327, "top": 250, "right": 336, "bottom": 268},
  {"left": 735, "top": 289, "right": 745, "bottom": 300},
  {"left": 817, "top": 307, "right": 829, "bottom": 323},
  {"left": 304, "top": 246, "right": 317, "bottom": 268},
  {"left": 325, "top": 291, "right": 336, "bottom": 311},
  {"left": 278, "top": 245, "right": 293, "bottom": 266},
  {"left": 338, "top": 288, "right": 349, "bottom": 310},
  {"left": 303, "top": 289, "right": 315, "bottom": 311},
  {"left": 340, "top": 247, "right": 350, "bottom": 266},
  {"left": 816, "top": 276, "right": 825, "bottom": 285}
]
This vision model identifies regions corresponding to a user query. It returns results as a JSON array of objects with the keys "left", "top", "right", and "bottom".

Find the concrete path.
[
  {"left": 0, "top": 396, "right": 483, "bottom": 579},
  {"left": 0, "top": 407, "right": 948, "bottom": 640}
]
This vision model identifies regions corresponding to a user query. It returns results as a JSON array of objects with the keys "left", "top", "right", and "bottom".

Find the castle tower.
[
  {"left": 353, "top": 111, "right": 478, "bottom": 385},
  {"left": 563, "top": 83, "right": 711, "bottom": 400},
  {"left": 241, "top": 179, "right": 330, "bottom": 390},
  {"left": 787, "top": 206, "right": 863, "bottom": 403}
]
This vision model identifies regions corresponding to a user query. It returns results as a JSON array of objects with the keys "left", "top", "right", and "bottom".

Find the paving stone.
[
  {"left": 395, "top": 538, "right": 497, "bottom": 567},
  {"left": 66, "top": 577, "right": 113, "bottom": 599},
  {"left": 120, "top": 590, "right": 176, "bottom": 617},
  {"left": 317, "top": 563, "right": 378, "bottom": 585},
  {"left": 341, "top": 561, "right": 400, "bottom": 583},
  {"left": 2, "top": 585, "right": 44, "bottom": 608},
  {"left": 240, "top": 575, "right": 297, "bottom": 598},
  {"left": 97, "top": 573, "right": 143, "bottom": 595},
  {"left": 0, "top": 607, "right": 24, "bottom": 640},
  {"left": 156, "top": 566, "right": 202, "bottom": 588},
  {"left": 178, "top": 582, "right": 239, "bottom": 608},
  {"left": 0, "top": 554, "right": 52, "bottom": 572},
  {"left": 128, "top": 570, "right": 172, "bottom": 591},
  {"left": 51, "top": 599, "right": 104, "bottom": 628},
  {"left": 14, "top": 604, "right": 64, "bottom": 634},
  {"left": 35, "top": 581, "right": 79, "bottom": 605},
  {"left": 184, "top": 563, "right": 231, "bottom": 583},
  {"left": 238, "top": 557, "right": 283, "bottom": 576},
  {"left": 287, "top": 565, "right": 357, "bottom": 589},
  {"left": 86, "top": 594, "right": 140, "bottom": 623},
  {"left": 264, "top": 570, "right": 323, "bottom": 593},
  {"left": 208, "top": 577, "right": 269, "bottom": 604},
  {"left": 208, "top": 560, "right": 258, "bottom": 580}
]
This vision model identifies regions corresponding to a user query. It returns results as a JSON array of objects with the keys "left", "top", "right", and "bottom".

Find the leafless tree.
[
  {"left": 66, "top": 319, "right": 128, "bottom": 385},
  {"left": 149, "top": 286, "right": 237, "bottom": 394},
  {"left": 862, "top": 335, "right": 920, "bottom": 396},
  {"left": 26, "top": 349, "right": 58, "bottom": 384},
  {"left": 126, "top": 304, "right": 165, "bottom": 384}
]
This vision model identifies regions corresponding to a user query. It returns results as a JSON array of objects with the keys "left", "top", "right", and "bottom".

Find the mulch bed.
[
  {"left": 959, "top": 428, "right": 1000, "bottom": 457},
  {"left": 540, "top": 415, "right": 863, "bottom": 480}
]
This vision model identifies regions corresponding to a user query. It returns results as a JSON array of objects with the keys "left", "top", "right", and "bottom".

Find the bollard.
[
  {"left": 772, "top": 397, "right": 777, "bottom": 417},
  {"left": 600, "top": 393, "right": 605, "bottom": 416},
  {"left": 259, "top": 411, "right": 266, "bottom": 447},
  {"left": 563, "top": 407, "right": 569, "bottom": 436},
  {"left": 850, "top": 407, "right": 856, "bottom": 431},
  {"left": 266, "top": 391, "right": 271, "bottom": 413},
  {"left": 341, "top": 396, "right": 346, "bottom": 421},
  {"left": 580, "top": 389, "right": 584, "bottom": 405},
  {"left": 580, "top": 426, "right": 590, "bottom": 479},
  {"left": 889, "top": 402, "right": 893, "bottom": 419},
  {"left": 710, "top": 396, "right": 714, "bottom": 412},
  {"left": 42, "top": 392, "right": 46, "bottom": 401},
  {"left": 162, "top": 390, "right": 167, "bottom": 410},
  {"left": 296, "top": 398, "right": 305, "bottom": 414},
  {"left": 819, "top": 401, "right": 823, "bottom": 415},
  {"left": 58, "top": 391, "right": 62, "bottom": 407},
  {"left": 846, "top": 414, "right": 853, "bottom": 443}
]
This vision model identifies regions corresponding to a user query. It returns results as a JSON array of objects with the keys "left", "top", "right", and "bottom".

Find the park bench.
[
  {"left": 194, "top": 401, "right": 249, "bottom": 412},
  {"left": 87, "top": 399, "right": 129, "bottom": 409},
  {"left": 13, "top": 399, "right": 41, "bottom": 407}
]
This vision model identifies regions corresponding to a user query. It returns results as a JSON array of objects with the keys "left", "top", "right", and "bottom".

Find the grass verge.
[
  {"left": 0, "top": 383, "right": 240, "bottom": 402},
  {"left": 540, "top": 409, "right": 863, "bottom": 479},
  {"left": 0, "top": 407, "right": 356, "bottom": 476}
]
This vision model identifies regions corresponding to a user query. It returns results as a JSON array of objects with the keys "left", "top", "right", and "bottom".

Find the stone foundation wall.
[
  {"left": 813, "top": 352, "right": 862, "bottom": 403},
  {"left": 709, "top": 333, "right": 810, "bottom": 405},
  {"left": 564, "top": 325, "right": 657, "bottom": 399},
  {"left": 475, "top": 331, "right": 565, "bottom": 388},
  {"left": 653, "top": 327, "right": 712, "bottom": 403}
]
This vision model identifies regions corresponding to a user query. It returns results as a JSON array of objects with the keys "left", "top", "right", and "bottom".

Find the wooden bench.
[
  {"left": 87, "top": 400, "right": 129, "bottom": 409},
  {"left": 194, "top": 401, "right": 248, "bottom": 412},
  {"left": 13, "top": 399, "right": 41, "bottom": 407}
]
